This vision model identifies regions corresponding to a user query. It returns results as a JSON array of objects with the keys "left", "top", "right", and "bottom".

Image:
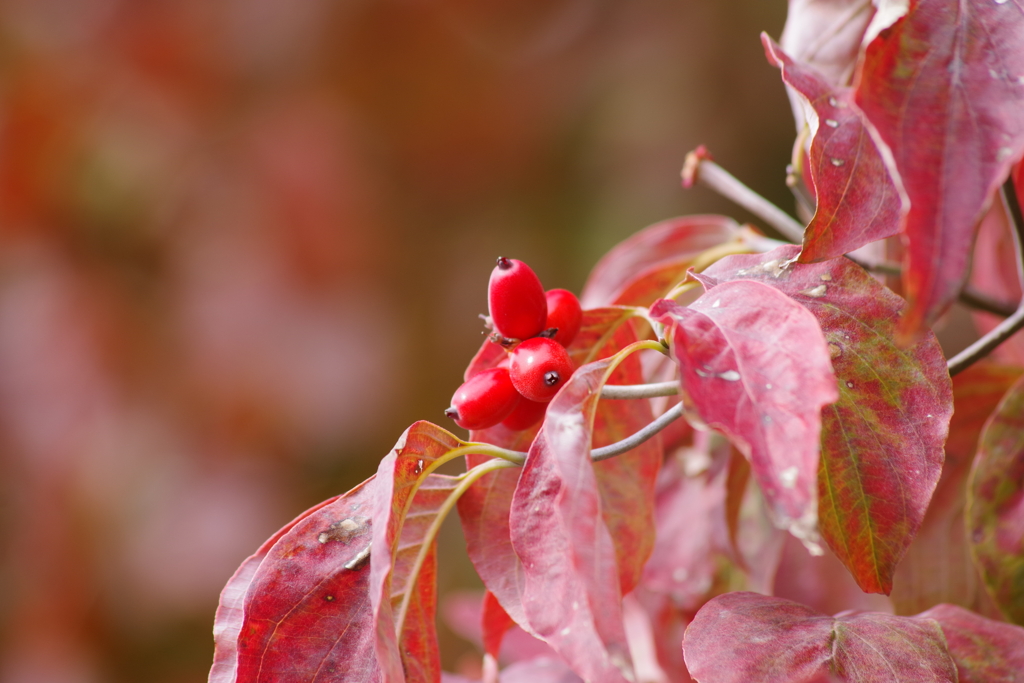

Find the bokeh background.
[{"left": 0, "top": 1, "right": 801, "bottom": 681}]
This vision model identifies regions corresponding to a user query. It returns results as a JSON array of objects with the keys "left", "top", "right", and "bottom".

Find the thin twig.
[
  {"left": 959, "top": 287, "right": 1018, "bottom": 318},
  {"left": 683, "top": 150, "right": 806, "bottom": 244},
  {"left": 947, "top": 306, "right": 1024, "bottom": 375},
  {"left": 948, "top": 178, "right": 1024, "bottom": 375},
  {"left": 591, "top": 403, "right": 684, "bottom": 462},
  {"left": 601, "top": 381, "right": 680, "bottom": 399}
]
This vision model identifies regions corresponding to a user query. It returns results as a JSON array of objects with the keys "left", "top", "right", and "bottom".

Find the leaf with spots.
[
  {"left": 968, "top": 372, "right": 1024, "bottom": 625},
  {"left": 682, "top": 592, "right": 958, "bottom": 683},
  {"left": 853, "top": 0, "right": 1024, "bottom": 338},
  {"left": 763, "top": 36, "right": 903, "bottom": 262},
  {"left": 580, "top": 216, "right": 740, "bottom": 308},
  {"left": 650, "top": 280, "right": 839, "bottom": 549},
  {"left": 700, "top": 246, "right": 952, "bottom": 594},
  {"left": 919, "top": 603, "right": 1024, "bottom": 683},
  {"left": 208, "top": 478, "right": 382, "bottom": 683}
]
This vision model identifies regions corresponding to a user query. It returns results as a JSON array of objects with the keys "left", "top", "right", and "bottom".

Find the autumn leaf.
[
  {"left": 853, "top": 0, "right": 1024, "bottom": 338},
  {"left": 701, "top": 246, "right": 952, "bottom": 594},
  {"left": 209, "top": 479, "right": 381, "bottom": 683},
  {"left": 919, "top": 603, "right": 1024, "bottom": 683},
  {"left": 891, "top": 362, "right": 1019, "bottom": 617},
  {"left": 763, "top": 36, "right": 903, "bottom": 262},
  {"left": 651, "top": 279, "right": 838, "bottom": 549},
  {"left": 968, "top": 372, "right": 1024, "bottom": 625},
  {"left": 580, "top": 216, "right": 740, "bottom": 308},
  {"left": 779, "top": 0, "right": 875, "bottom": 90},
  {"left": 683, "top": 592, "right": 958, "bottom": 683}
]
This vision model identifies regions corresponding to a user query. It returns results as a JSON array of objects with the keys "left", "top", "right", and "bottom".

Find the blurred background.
[{"left": 0, "top": 1, "right": 798, "bottom": 681}]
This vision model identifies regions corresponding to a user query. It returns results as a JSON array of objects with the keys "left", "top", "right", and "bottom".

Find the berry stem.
[
  {"left": 591, "top": 403, "right": 684, "bottom": 462},
  {"left": 601, "top": 381, "right": 680, "bottom": 399}
]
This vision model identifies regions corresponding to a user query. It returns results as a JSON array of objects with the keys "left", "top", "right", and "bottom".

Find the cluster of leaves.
[{"left": 209, "top": 0, "right": 1024, "bottom": 681}]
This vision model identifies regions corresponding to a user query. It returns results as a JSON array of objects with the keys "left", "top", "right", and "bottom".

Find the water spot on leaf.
[
  {"left": 765, "top": 383, "right": 773, "bottom": 389},
  {"left": 780, "top": 467, "right": 798, "bottom": 489},
  {"left": 712, "top": 299, "right": 721, "bottom": 308},
  {"left": 318, "top": 516, "right": 367, "bottom": 544},
  {"left": 831, "top": 158, "right": 845, "bottom": 167},
  {"left": 560, "top": 627, "right": 572, "bottom": 636},
  {"left": 800, "top": 284, "right": 827, "bottom": 298},
  {"left": 414, "top": 459, "right": 424, "bottom": 474},
  {"left": 719, "top": 370, "right": 741, "bottom": 381},
  {"left": 846, "top": 381, "right": 854, "bottom": 388},
  {"left": 996, "top": 0, "right": 1009, "bottom": 4},
  {"left": 825, "top": 119, "right": 839, "bottom": 128},
  {"left": 820, "top": 273, "right": 832, "bottom": 281}
]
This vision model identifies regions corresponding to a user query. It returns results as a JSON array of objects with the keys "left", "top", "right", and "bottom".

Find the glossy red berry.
[
  {"left": 488, "top": 257, "right": 547, "bottom": 341},
  {"left": 445, "top": 367, "right": 520, "bottom": 431},
  {"left": 509, "top": 337, "right": 574, "bottom": 402},
  {"left": 544, "top": 289, "right": 582, "bottom": 347},
  {"left": 501, "top": 396, "right": 548, "bottom": 431}
]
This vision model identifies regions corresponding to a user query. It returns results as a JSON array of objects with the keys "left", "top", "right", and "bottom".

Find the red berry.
[
  {"left": 488, "top": 257, "right": 547, "bottom": 341},
  {"left": 501, "top": 396, "right": 548, "bottom": 430},
  {"left": 544, "top": 289, "right": 582, "bottom": 347},
  {"left": 509, "top": 337, "right": 574, "bottom": 402},
  {"left": 445, "top": 368, "right": 520, "bottom": 431}
]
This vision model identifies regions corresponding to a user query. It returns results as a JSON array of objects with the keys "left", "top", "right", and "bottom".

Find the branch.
[
  {"left": 947, "top": 177, "right": 1024, "bottom": 376},
  {"left": 591, "top": 402, "right": 684, "bottom": 462},
  {"left": 683, "top": 148, "right": 806, "bottom": 244},
  {"left": 601, "top": 381, "right": 679, "bottom": 399}
]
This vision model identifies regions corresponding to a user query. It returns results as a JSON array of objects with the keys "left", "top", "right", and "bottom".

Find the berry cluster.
[{"left": 445, "top": 257, "right": 582, "bottom": 432}]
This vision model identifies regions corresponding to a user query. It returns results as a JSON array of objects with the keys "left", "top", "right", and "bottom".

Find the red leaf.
[
  {"left": 779, "top": 0, "right": 876, "bottom": 89},
  {"left": 892, "top": 363, "right": 1020, "bottom": 617},
  {"left": 209, "top": 479, "right": 381, "bottom": 683},
  {"left": 683, "top": 592, "right": 958, "bottom": 683},
  {"left": 650, "top": 280, "right": 838, "bottom": 548},
  {"left": 371, "top": 422, "right": 470, "bottom": 683},
  {"left": 763, "top": 37, "right": 903, "bottom": 262},
  {"left": 919, "top": 604, "right": 1024, "bottom": 683},
  {"left": 968, "top": 372, "right": 1024, "bottom": 625},
  {"left": 853, "top": 0, "right": 1024, "bottom": 337},
  {"left": 700, "top": 246, "right": 952, "bottom": 594},
  {"left": 510, "top": 354, "right": 653, "bottom": 683},
  {"left": 481, "top": 591, "right": 515, "bottom": 661},
  {"left": 580, "top": 216, "right": 740, "bottom": 308}
]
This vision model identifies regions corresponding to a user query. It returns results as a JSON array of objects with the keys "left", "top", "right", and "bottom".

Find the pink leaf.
[
  {"left": 683, "top": 592, "right": 958, "bottom": 683},
  {"left": 779, "top": 0, "right": 876, "bottom": 89},
  {"left": 650, "top": 279, "right": 838, "bottom": 547},
  {"left": 919, "top": 603, "right": 1024, "bottom": 683},
  {"left": 853, "top": 0, "right": 1024, "bottom": 337},
  {"left": 763, "top": 36, "right": 903, "bottom": 262},
  {"left": 510, "top": 355, "right": 649, "bottom": 683},
  {"left": 580, "top": 216, "right": 739, "bottom": 308},
  {"left": 700, "top": 246, "right": 952, "bottom": 594}
]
